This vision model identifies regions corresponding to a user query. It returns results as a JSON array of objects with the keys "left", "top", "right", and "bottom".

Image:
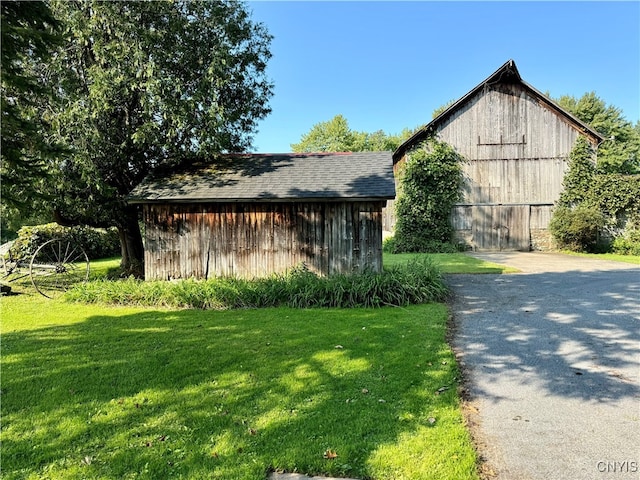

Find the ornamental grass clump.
[{"left": 65, "top": 256, "right": 447, "bottom": 309}]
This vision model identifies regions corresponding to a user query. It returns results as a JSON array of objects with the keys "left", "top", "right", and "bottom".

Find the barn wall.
[
  {"left": 439, "top": 84, "right": 579, "bottom": 250},
  {"left": 438, "top": 83, "right": 576, "bottom": 208},
  {"left": 385, "top": 82, "right": 590, "bottom": 251},
  {"left": 452, "top": 205, "right": 530, "bottom": 251},
  {"left": 437, "top": 83, "right": 583, "bottom": 161},
  {"left": 143, "top": 201, "right": 384, "bottom": 280}
]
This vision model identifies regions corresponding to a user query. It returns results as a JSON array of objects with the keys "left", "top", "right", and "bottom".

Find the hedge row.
[{"left": 7, "top": 223, "right": 120, "bottom": 261}]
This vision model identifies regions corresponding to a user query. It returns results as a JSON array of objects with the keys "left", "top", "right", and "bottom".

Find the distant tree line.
[
  {"left": 290, "top": 114, "right": 420, "bottom": 153},
  {"left": 291, "top": 93, "right": 639, "bottom": 175}
]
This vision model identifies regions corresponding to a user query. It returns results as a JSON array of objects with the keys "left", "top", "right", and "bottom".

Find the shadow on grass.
[{"left": 1, "top": 306, "right": 476, "bottom": 480}]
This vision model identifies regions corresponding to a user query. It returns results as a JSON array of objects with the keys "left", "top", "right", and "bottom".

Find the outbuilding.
[
  {"left": 389, "top": 60, "right": 604, "bottom": 251},
  {"left": 128, "top": 152, "right": 395, "bottom": 280}
]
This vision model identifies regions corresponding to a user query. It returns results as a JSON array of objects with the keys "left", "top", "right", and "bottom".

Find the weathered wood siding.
[
  {"left": 143, "top": 201, "right": 385, "bottom": 280},
  {"left": 439, "top": 83, "right": 584, "bottom": 161},
  {"left": 438, "top": 82, "right": 576, "bottom": 207},
  {"left": 441, "top": 83, "right": 579, "bottom": 250},
  {"left": 387, "top": 82, "right": 593, "bottom": 251},
  {"left": 459, "top": 158, "right": 567, "bottom": 205},
  {"left": 453, "top": 204, "right": 531, "bottom": 251}
]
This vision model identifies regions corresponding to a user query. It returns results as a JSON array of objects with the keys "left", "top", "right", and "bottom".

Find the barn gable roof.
[
  {"left": 128, "top": 151, "right": 395, "bottom": 203},
  {"left": 393, "top": 59, "right": 605, "bottom": 162}
]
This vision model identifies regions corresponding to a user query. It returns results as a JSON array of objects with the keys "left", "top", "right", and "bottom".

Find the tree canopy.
[
  {"left": 431, "top": 99, "right": 456, "bottom": 119},
  {"left": 556, "top": 92, "right": 640, "bottom": 174},
  {"left": 291, "top": 114, "right": 416, "bottom": 153},
  {"left": 28, "top": 0, "right": 273, "bottom": 274},
  {"left": 1, "top": 1, "right": 61, "bottom": 221}
]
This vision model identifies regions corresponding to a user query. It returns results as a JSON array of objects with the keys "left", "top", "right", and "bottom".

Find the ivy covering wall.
[{"left": 390, "top": 138, "right": 464, "bottom": 253}]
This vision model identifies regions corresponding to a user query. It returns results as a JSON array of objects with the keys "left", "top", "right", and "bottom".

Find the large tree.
[
  {"left": 556, "top": 92, "right": 640, "bottom": 174},
  {"left": 1, "top": 1, "right": 62, "bottom": 230},
  {"left": 41, "top": 0, "right": 273, "bottom": 275},
  {"left": 291, "top": 114, "right": 415, "bottom": 153}
]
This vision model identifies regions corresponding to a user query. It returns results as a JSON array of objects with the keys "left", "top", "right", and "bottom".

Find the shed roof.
[
  {"left": 128, "top": 151, "right": 395, "bottom": 204},
  {"left": 393, "top": 59, "right": 605, "bottom": 162}
]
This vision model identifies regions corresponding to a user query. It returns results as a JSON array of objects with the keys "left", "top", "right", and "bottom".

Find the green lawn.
[
  {"left": 1, "top": 262, "right": 479, "bottom": 480},
  {"left": 384, "top": 252, "right": 519, "bottom": 274},
  {"left": 90, "top": 253, "right": 516, "bottom": 276},
  {"left": 563, "top": 251, "right": 640, "bottom": 264},
  {"left": 89, "top": 256, "right": 124, "bottom": 278}
]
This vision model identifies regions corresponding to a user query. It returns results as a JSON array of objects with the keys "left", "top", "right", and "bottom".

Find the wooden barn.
[
  {"left": 389, "top": 59, "right": 604, "bottom": 251},
  {"left": 128, "top": 152, "right": 395, "bottom": 280}
]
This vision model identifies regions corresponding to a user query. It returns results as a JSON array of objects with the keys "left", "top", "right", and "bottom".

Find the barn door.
[{"left": 472, "top": 205, "right": 530, "bottom": 251}]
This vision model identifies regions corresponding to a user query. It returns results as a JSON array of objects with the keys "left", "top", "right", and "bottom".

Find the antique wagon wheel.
[{"left": 30, "top": 238, "right": 90, "bottom": 298}]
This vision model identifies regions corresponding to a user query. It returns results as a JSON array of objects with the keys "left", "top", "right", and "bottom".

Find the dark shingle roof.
[{"left": 128, "top": 152, "right": 395, "bottom": 203}]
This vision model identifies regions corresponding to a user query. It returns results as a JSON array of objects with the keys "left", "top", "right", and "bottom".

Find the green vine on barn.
[{"left": 392, "top": 137, "right": 464, "bottom": 253}]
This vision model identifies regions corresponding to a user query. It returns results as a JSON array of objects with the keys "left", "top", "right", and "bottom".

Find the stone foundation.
[{"left": 530, "top": 229, "right": 557, "bottom": 251}]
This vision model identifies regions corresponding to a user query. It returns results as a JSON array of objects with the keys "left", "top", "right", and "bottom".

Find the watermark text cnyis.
[{"left": 596, "top": 461, "right": 638, "bottom": 474}]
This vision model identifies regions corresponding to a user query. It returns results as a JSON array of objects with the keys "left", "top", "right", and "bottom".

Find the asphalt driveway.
[{"left": 449, "top": 252, "right": 640, "bottom": 480}]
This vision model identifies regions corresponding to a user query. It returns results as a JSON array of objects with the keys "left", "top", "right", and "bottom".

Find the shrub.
[
  {"left": 611, "top": 228, "right": 640, "bottom": 255},
  {"left": 66, "top": 256, "right": 448, "bottom": 309},
  {"left": 557, "top": 138, "right": 640, "bottom": 254},
  {"left": 549, "top": 205, "right": 606, "bottom": 252},
  {"left": 7, "top": 223, "right": 120, "bottom": 261}
]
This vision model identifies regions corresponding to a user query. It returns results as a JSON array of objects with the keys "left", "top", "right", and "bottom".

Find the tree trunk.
[
  {"left": 54, "top": 204, "right": 145, "bottom": 278},
  {"left": 117, "top": 205, "right": 145, "bottom": 278}
]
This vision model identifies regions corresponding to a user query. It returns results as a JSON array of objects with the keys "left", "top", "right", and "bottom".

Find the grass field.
[
  {"left": 562, "top": 251, "right": 640, "bottom": 264},
  {"left": 0, "top": 254, "right": 482, "bottom": 480},
  {"left": 383, "top": 252, "right": 519, "bottom": 274},
  {"left": 80, "top": 252, "right": 520, "bottom": 279}
]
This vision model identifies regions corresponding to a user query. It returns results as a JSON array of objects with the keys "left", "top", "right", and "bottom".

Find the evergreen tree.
[
  {"left": 1, "top": 1, "right": 62, "bottom": 219},
  {"left": 557, "top": 136, "right": 597, "bottom": 207}
]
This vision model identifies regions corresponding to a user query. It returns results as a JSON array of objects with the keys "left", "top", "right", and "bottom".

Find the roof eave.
[{"left": 127, "top": 195, "right": 396, "bottom": 205}]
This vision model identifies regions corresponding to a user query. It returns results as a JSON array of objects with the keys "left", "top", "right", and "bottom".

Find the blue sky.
[{"left": 246, "top": 1, "right": 640, "bottom": 153}]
